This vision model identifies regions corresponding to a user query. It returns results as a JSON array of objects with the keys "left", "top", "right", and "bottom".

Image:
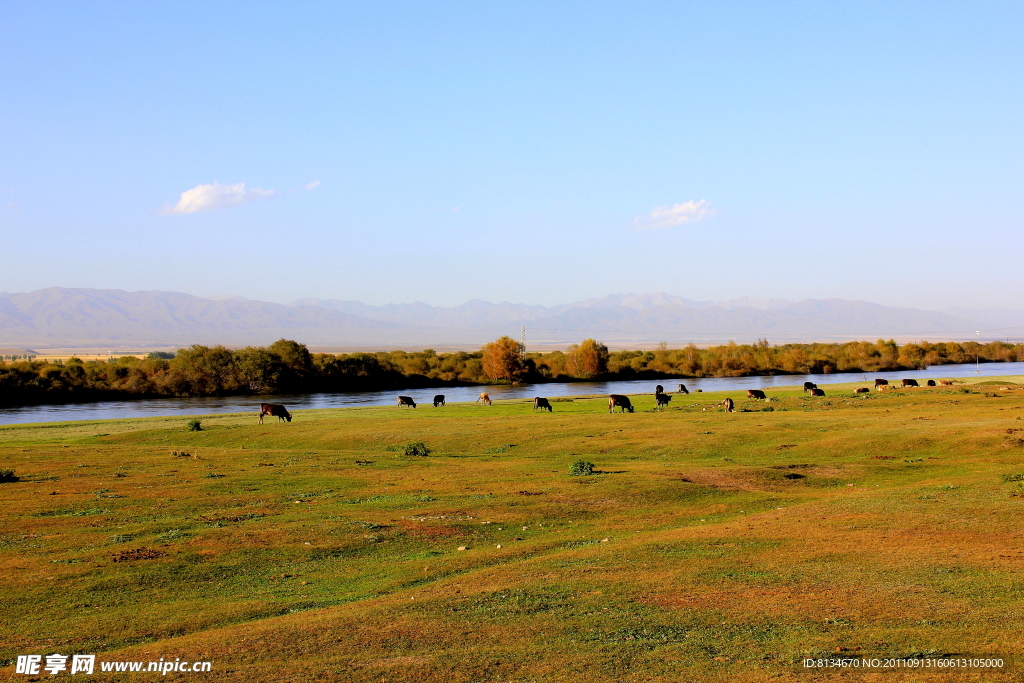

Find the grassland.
[{"left": 3, "top": 379, "right": 1024, "bottom": 681}]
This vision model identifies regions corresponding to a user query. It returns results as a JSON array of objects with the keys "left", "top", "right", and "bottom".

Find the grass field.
[{"left": 3, "top": 379, "right": 1024, "bottom": 681}]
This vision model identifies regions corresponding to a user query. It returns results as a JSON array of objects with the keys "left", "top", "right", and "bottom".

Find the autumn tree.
[
  {"left": 482, "top": 335, "right": 526, "bottom": 382},
  {"left": 565, "top": 338, "right": 609, "bottom": 378}
]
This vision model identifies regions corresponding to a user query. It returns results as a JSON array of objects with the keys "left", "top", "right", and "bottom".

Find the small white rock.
[
  {"left": 601, "top": 538, "right": 609, "bottom": 542},
  {"left": 457, "top": 546, "right": 467, "bottom": 551},
  {"left": 496, "top": 544, "right": 502, "bottom": 549}
]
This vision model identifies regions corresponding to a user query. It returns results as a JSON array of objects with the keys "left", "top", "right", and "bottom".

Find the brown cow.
[
  {"left": 901, "top": 379, "right": 919, "bottom": 388},
  {"left": 874, "top": 379, "right": 889, "bottom": 389},
  {"left": 477, "top": 393, "right": 492, "bottom": 405},
  {"left": 433, "top": 394, "right": 445, "bottom": 407},
  {"left": 655, "top": 393, "right": 672, "bottom": 409},
  {"left": 677, "top": 384, "right": 689, "bottom": 394},
  {"left": 939, "top": 380, "right": 954, "bottom": 386},
  {"left": 747, "top": 389, "right": 767, "bottom": 400},
  {"left": 854, "top": 387, "right": 870, "bottom": 393},
  {"left": 809, "top": 387, "right": 826, "bottom": 397},
  {"left": 533, "top": 397, "right": 552, "bottom": 412},
  {"left": 608, "top": 394, "right": 634, "bottom": 413},
  {"left": 722, "top": 397, "right": 734, "bottom": 412},
  {"left": 259, "top": 403, "right": 292, "bottom": 423},
  {"left": 397, "top": 396, "right": 417, "bottom": 408}
]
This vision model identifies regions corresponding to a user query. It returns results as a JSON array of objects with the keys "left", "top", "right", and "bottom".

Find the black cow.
[
  {"left": 854, "top": 387, "right": 870, "bottom": 393},
  {"left": 722, "top": 397, "right": 734, "bottom": 412},
  {"left": 397, "top": 396, "right": 416, "bottom": 408},
  {"left": 803, "top": 382, "right": 817, "bottom": 393},
  {"left": 655, "top": 385, "right": 664, "bottom": 395},
  {"left": 433, "top": 394, "right": 445, "bottom": 407},
  {"left": 533, "top": 397, "right": 553, "bottom": 412},
  {"left": 677, "top": 384, "right": 689, "bottom": 394},
  {"left": 809, "top": 387, "right": 826, "bottom": 397},
  {"left": 655, "top": 393, "right": 672, "bottom": 409},
  {"left": 926, "top": 380, "right": 936, "bottom": 387},
  {"left": 747, "top": 389, "right": 767, "bottom": 400},
  {"left": 901, "top": 379, "right": 919, "bottom": 388},
  {"left": 608, "top": 394, "right": 634, "bottom": 413},
  {"left": 874, "top": 379, "right": 889, "bottom": 388},
  {"left": 259, "top": 403, "right": 291, "bottom": 424}
]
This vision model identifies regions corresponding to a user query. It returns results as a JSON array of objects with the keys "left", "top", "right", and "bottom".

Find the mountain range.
[{"left": 0, "top": 288, "right": 1019, "bottom": 349}]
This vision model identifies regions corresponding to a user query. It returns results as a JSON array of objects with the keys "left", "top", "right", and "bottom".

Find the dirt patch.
[{"left": 112, "top": 548, "right": 167, "bottom": 562}]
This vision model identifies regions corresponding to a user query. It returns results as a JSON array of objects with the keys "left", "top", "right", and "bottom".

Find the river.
[{"left": 2, "top": 360, "right": 1023, "bottom": 426}]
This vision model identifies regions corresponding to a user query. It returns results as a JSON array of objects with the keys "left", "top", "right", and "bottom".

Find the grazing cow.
[
  {"left": 901, "top": 379, "right": 919, "bottom": 388},
  {"left": 677, "top": 384, "right": 689, "bottom": 394},
  {"left": 608, "top": 394, "right": 634, "bottom": 413},
  {"left": 397, "top": 396, "right": 416, "bottom": 408},
  {"left": 926, "top": 380, "right": 936, "bottom": 387},
  {"left": 803, "top": 382, "right": 817, "bottom": 393},
  {"left": 655, "top": 393, "right": 672, "bottom": 409},
  {"left": 533, "top": 397, "right": 553, "bottom": 412},
  {"left": 878, "top": 384, "right": 897, "bottom": 392},
  {"left": 258, "top": 403, "right": 291, "bottom": 424},
  {"left": 854, "top": 387, "right": 870, "bottom": 394},
  {"left": 809, "top": 387, "right": 826, "bottom": 397},
  {"left": 433, "top": 394, "right": 445, "bottom": 407},
  {"left": 747, "top": 389, "right": 767, "bottom": 400},
  {"left": 939, "top": 380, "right": 954, "bottom": 386},
  {"left": 655, "top": 384, "right": 664, "bottom": 395},
  {"left": 874, "top": 379, "right": 889, "bottom": 388},
  {"left": 477, "top": 392, "right": 492, "bottom": 405},
  {"left": 722, "top": 397, "right": 734, "bottom": 413}
]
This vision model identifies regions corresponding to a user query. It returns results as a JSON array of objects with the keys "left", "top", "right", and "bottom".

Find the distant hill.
[{"left": 0, "top": 287, "right": 1009, "bottom": 349}]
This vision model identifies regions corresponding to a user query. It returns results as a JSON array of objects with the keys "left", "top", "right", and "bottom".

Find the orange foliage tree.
[
  {"left": 482, "top": 336, "right": 526, "bottom": 382},
  {"left": 565, "top": 338, "right": 609, "bottom": 378}
]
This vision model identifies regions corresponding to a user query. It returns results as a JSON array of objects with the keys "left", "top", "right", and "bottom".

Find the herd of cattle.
[{"left": 257, "top": 377, "right": 953, "bottom": 422}]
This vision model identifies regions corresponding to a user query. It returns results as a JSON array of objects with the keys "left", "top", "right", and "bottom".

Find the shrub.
[
  {"left": 0, "top": 469, "right": 18, "bottom": 483},
  {"left": 569, "top": 459, "right": 595, "bottom": 476},
  {"left": 404, "top": 442, "right": 431, "bottom": 456},
  {"left": 187, "top": 419, "right": 202, "bottom": 432}
]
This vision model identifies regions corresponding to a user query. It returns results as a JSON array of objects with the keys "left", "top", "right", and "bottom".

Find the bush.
[
  {"left": 187, "top": 419, "right": 202, "bottom": 432},
  {"left": 0, "top": 469, "right": 18, "bottom": 483},
  {"left": 569, "top": 459, "right": 595, "bottom": 476},
  {"left": 403, "top": 442, "right": 431, "bottom": 456}
]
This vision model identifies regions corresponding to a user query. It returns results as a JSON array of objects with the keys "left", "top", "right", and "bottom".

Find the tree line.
[{"left": 1, "top": 337, "right": 1021, "bottom": 406}]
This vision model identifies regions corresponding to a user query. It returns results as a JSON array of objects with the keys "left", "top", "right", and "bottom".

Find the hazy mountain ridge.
[{"left": 0, "top": 288, "right": 1013, "bottom": 348}]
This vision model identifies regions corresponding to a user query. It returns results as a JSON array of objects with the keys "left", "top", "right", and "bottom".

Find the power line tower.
[{"left": 521, "top": 324, "right": 526, "bottom": 360}]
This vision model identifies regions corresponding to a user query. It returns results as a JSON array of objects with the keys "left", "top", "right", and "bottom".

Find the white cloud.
[
  {"left": 161, "top": 182, "right": 277, "bottom": 215},
  {"left": 634, "top": 199, "right": 714, "bottom": 230},
  {"left": 304, "top": 180, "right": 321, "bottom": 190}
]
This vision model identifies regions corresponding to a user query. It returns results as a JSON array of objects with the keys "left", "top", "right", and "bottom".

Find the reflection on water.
[{"left": 3, "top": 361, "right": 1023, "bottom": 426}]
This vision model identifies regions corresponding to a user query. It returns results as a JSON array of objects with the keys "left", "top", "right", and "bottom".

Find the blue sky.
[{"left": 1, "top": 1, "right": 1022, "bottom": 310}]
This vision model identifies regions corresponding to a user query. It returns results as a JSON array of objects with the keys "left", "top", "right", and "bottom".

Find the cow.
[
  {"left": 878, "top": 384, "right": 897, "bottom": 392},
  {"left": 747, "top": 389, "right": 767, "bottom": 400},
  {"left": 854, "top": 387, "right": 870, "bottom": 394},
  {"left": 926, "top": 380, "right": 936, "bottom": 387},
  {"left": 655, "top": 393, "right": 672, "bottom": 409},
  {"left": 901, "top": 379, "right": 919, "bottom": 388},
  {"left": 677, "top": 384, "right": 689, "bottom": 394},
  {"left": 397, "top": 396, "right": 416, "bottom": 408},
  {"left": 803, "top": 382, "right": 817, "bottom": 393},
  {"left": 608, "top": 394, "right": 634, "bottom": 413},
  {"left": 533, "top": 397, "right": 553, "bottom": 412},
  {"left": 433, "top": 394, "right": 445, "bottom": 407},
  {"left": 722, "top": 397, "right": 734, "bottom": 413},
  {"left": 258, "top": 403, "right": 291, "bottom": 424},
  {"left": 939, "top": 380, "right": 955, "bottom": 386},
  {"left": 874, "top": 379, "right": 889, "bottom": 389},
  {"left": 809, "top": 387, "right": 826, "bottom": 397},
  {"left": 477, "top": 393, "right": 492, "bottom": 405}
]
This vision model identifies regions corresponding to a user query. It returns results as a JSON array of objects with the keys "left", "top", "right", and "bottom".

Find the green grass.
[{"left": 2, "top": 380, "right": 1024, "bottom": 681}]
